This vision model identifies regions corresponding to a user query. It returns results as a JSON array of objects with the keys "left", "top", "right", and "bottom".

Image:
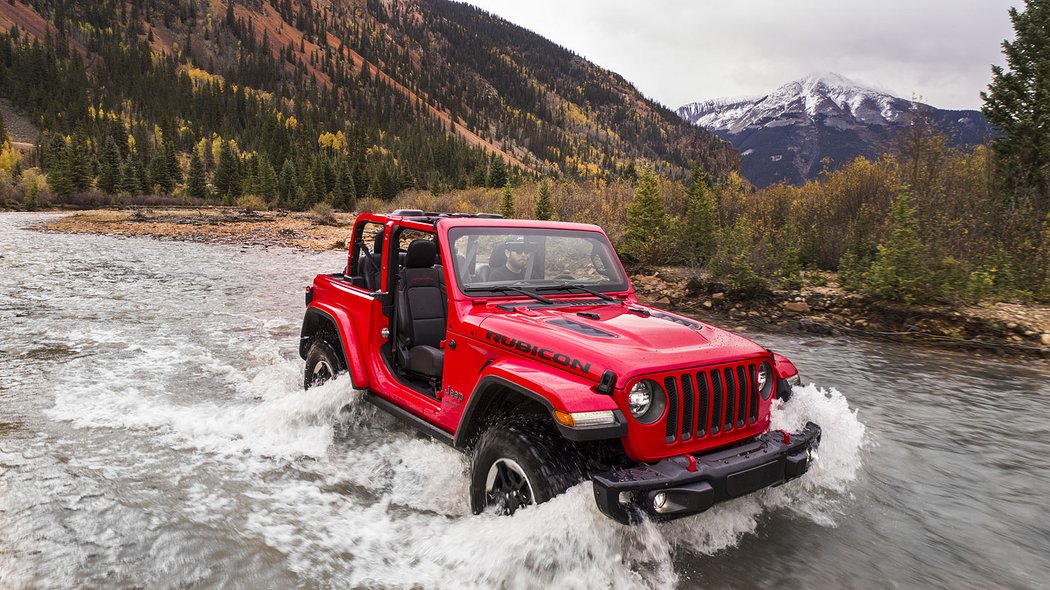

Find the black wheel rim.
[{"left": 484, "top": 458, "right": 534, "bottom": 515}]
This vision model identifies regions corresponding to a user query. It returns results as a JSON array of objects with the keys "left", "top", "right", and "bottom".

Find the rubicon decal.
[{"left": 484, "top": 330, "right": 591, "bottom": 374}]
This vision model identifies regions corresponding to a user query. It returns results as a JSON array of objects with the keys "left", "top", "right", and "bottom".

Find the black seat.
[
  {"left": 477, "top": 247, "right": 506, "bottom": 282},
  {"left": 396, "top": 239, "right": 446, "bottom": 378},
  {"left": 363, "top": 231, "right": 385, "bottom": 291}
]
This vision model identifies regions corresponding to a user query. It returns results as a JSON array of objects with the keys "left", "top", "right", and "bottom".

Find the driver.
[{"left": 489, "top": 238, "right": 529, "bottom": 282}]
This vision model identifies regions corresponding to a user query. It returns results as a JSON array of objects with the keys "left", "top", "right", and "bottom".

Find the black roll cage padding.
[
  {"left": 386, "top": 226, "right": 441, "bottom": 376},
  {"left": 464, "top": 235, "right": 479, "bottom": 278},
  {"left": 354, "top": 238, "right": 380, "bottom": 283}
]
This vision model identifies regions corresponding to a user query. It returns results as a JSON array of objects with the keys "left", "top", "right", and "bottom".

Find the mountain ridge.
[
  {"left": 678, "top": 73, "right": 991, "bottom": 187},
  {"left": 0, "top": 0, "right": 738, "bottom": 207}
]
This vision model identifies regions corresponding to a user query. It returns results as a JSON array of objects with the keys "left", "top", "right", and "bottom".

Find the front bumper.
[{"left": 592, "top": 422, "right": 821, "bottom": 524}]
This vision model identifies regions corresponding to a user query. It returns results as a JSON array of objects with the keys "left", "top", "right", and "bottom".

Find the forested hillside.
[{"left": 0, "top": 0, "right": 737, "bottom": 208}]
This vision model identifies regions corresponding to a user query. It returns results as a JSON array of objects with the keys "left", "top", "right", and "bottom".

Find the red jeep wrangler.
[{"left": 300, "top": 210, "right": 819, "bottom": 524}]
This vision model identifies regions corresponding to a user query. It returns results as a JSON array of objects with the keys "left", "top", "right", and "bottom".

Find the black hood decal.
[{"left": 484, "top": 330, "right": 592, "bottom": 375}]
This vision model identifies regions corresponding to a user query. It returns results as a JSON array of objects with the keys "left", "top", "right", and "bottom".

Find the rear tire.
[
  {"left": 469, "top": 420, "right": 582, "bottom": 515},
  {"left": 304, "top": 339, "right": 343, "bottom": 389}
]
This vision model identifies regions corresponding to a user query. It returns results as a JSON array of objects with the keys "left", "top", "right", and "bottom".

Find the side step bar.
[{"left": 362, "top": 391, "right": 455, "bottom": 446}]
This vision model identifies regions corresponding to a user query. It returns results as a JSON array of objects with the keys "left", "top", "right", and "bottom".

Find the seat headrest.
[
  {"left": 373, "top": 230, "right": 385, "bottom": 252},
  {"left": 405, "top": 239, "right": 437, "bottom": 268},
  {"left": 489, "top": 245, "right": 507, "bottom": 269}
]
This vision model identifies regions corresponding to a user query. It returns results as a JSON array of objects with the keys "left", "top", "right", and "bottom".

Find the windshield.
[{"left": 448, "top": 227, "right": 628, "bottom": 295}]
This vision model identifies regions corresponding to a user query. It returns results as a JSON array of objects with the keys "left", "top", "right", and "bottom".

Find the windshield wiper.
[
  {"left": 537, "top": 283, "right": 616, "bottom": 302},
  {"left": 464, "top": 286, "right": 553, "bottom": 304}
]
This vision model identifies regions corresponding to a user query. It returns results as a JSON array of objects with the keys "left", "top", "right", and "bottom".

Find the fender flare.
[
  {"left": 300, "top": 304, "right": 368, "bottom": 389},
  {"left": 453, "top": 361, "right": 625, "bottom": 449}
]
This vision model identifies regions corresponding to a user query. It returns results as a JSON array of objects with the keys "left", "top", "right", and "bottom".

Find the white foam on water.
[
  {"left": 664, "top": 384, "right": 868, "bottom": 554},
  {"left": 46, "top": 343, "right": 866, "bottom": 588},
  {"left": 48, "top": 360, "right": 357, "bottom": 459},
  {"left": 244, "top": 481, "right": 678, "bottom": 589},
  {"left": 236, "top": 381, "right": 864, "bottom": 588}
]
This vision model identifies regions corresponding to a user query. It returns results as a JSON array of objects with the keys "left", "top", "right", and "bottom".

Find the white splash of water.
[
  {"left": 664, "top": 384, "right": 868, "bottom": 553},
  {"left": 48, "top": 361, "right": 357, "bottom": 459},
  {"left": 47, "top": 354, "right": 866, "bottom": 588}
]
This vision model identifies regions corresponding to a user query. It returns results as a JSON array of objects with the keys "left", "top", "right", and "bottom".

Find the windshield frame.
[{"left": 446, "top": 226, "right": 629, "bottom": 298}]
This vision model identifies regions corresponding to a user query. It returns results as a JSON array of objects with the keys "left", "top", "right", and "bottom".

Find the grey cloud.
[{"left": 460, "top": 0, "right": 1021, "bottom": 110}]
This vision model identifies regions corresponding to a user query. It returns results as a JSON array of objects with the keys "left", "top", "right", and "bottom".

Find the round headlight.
[
  {"left": 758, "top": 362, "right": 774, "bottom": 399},
  {"left": 628, "top": 380, "right": 666, "bottom": 424},
  {"left": 628, "top": 381, "right": 653, "bottom": 417}
]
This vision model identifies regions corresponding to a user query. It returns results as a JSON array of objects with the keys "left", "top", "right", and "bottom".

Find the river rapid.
[{"left": 0, "top": 213, "right": 1047, "bottom": 589}]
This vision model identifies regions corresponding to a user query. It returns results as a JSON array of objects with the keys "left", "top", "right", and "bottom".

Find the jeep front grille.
[{"left": 660, "top": 361, "right": 761, "bottom": 444}]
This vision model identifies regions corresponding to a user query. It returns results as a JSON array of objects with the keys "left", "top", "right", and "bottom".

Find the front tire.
[
  {"left": 469, "top": 421, "right": 582, "bottom": 515},
  {"left": 304, "top": 339, "right": 343, "bottom": 389}
]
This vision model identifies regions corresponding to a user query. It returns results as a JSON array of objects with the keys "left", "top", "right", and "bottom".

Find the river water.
[{"left": 0, "top": 213, "right": 1047, "bottom": 589}]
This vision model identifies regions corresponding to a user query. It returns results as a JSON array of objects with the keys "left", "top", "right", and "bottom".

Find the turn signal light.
[
  {"left": 553, "top": 410, "right": 575, "bottom": 427},
  {"left": 553, "top": 410, "right": 616, "bottom": 428}
]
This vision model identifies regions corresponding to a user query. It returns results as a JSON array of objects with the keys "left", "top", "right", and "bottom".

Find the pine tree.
[
  {"left": 187, "top": 148, "right": 207, "bottom": 200},
  {"left": 124, "top": 156, "right": 148, "bottom": 196},
  {"left": 863, "top": 190, "right": 929, "bottom": 303},
  {"left": 213, "top": 140, "right": 240, "bottom": 200},
  {"left": 0, "top": 110, "right": 8, "bottom": 144},
  {"left": 299, "top": 171, "right": 317, "bottom": 209},
  {"left": 278, "top": 159, "right": 298, "bottom": 209},
  {"left": 623, "top": 166, "right": 669, "bottom": 263},
  {"left": 96, "top": 136, "right": 123, "bottom": 194},
  {"left": 470, "top": 161, "right": 486, "bottom": 187},
  {"left": 488, "top": 155, "right": 507, "bottom": 188},
  {"left": 621, "top": 161, "right": 638, "bottom": 182},
  {"left": 352, "top": 163, "right": 367, "bottom": 199},
  {"left": 680, "top": 164, "right": 717, "bottom": 266},
  {"left": 709, "top": 215, "right": 768, "bottom": 295},
  {"left": 47, "top": 137, "right": 74, "bottom": 197},
  {"left": 367, "top": 165, "right": 383, "bottom": 200},
  {"left": 241, "top": 155, "right": 259, "bottom": 196},
  {"left": 257, "top": 158, "right": 278, "bottom": 204},
  {"left": 116, "top": 158, "right": 136, "bottom": 195},
  {"left": 981, "top": 0, "right": 1050, "bottom": 215},
  {"left": 45, "top": 134, "right": 66, "bottom": 171},
  {"left": 165, "top": 143, "right": 182, "bottom": 188},
  {"left": 321, "top": 157, "right": 336, "bottom": 197},
  {"left": 499, "top": 180, "right": 514, "bottom": 218},
  {"left": 311, "top": 157, "right": 330, "bottom": 198},
  {"left": 147, "top": 148, "right": 172, "bottom": 193},
  {"left": 334, "top": 158, "right": 356, "bottom": 211},
  {"left": 135, "top": 158, "right": 150, "bottom": 196},
  {"left": 534, "top": 178, "right": 553, "bottom": 220},
  {"left": 68, "top": 133, "right": 92, "bottom": 193}
]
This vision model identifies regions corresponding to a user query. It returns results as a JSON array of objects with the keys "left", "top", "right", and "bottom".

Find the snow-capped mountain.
[{"left": 678, "top": 73, "right": 992, "bottom": 187}]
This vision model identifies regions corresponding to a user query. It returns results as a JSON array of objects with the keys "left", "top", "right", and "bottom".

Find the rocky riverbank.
[
  {"left": 630, "top": 267, "right": 1050, "bottom": 360},
  {"left": 36, "top": 208, "right": 1050, "bottom": 360},
  {"left": 40, "top": 207, "right": 354, "bottom": 251}
]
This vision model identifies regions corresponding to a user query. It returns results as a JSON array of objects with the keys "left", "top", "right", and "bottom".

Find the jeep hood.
[{"left": 475, "top": 302, "right": 768, "bottom": 384}]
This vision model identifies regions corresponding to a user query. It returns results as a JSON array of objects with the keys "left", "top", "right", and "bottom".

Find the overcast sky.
[{"left": 458, "top": 0, "right": 1021, "bottom": 111}]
